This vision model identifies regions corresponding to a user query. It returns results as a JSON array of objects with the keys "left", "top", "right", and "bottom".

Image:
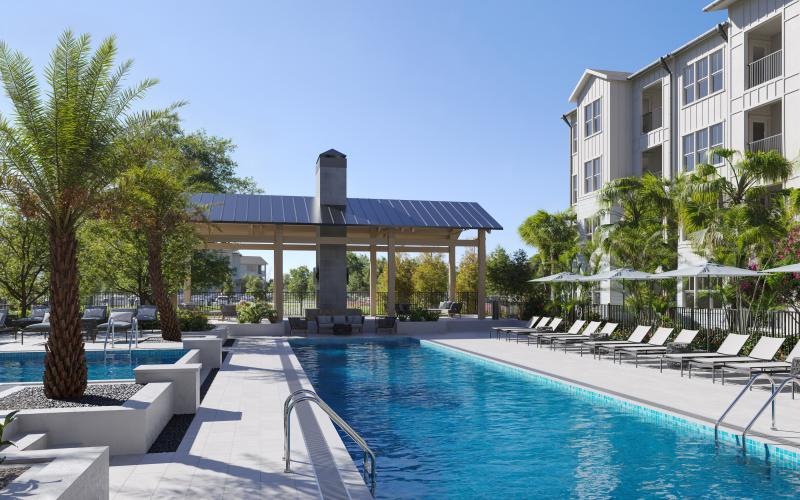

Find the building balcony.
[
  {"left": 747, "top": 49, "right": 782, "bottom": 89},
  {"left": 747, "top": 133, "right": 782, "bottom": 154},
  {"left": 642, "top": 107, "right": 663, "bottom": 134}
]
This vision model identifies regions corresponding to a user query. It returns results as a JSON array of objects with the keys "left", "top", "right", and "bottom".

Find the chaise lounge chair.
[
  {"left": 508, "top": 318, "right": 563, "bottom": 343},
  {"left": 490, "top": 316, "right": 539, "bottom": 339},
  {"left": 659, "top": 333, "right": 749, "bottom": 376},
  {"left": 580, "top": 324, "right": 651, "bottom": 358},
  {"left": 500, "top": 316, "right": 551, "bottom": 341},
  {"left": 614, "top": 327, "right": 687, "bottom": 366},
  {"left": 687, "top": 336, "right": 785, "bottom": 383},
  {"left": 525, "top": 319, "right": 586, "bottom": 346},
  {"left": 549, "top": 322, "right": 618, "bottom": 352},
  {"left": 717, "top": 341, "right": 800, "bottom": 384}
]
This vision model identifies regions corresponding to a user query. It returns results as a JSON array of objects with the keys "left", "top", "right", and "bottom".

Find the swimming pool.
[
  {"left": 291, "top": 337, "right": 800, "bottom": 498},
  {"left": 0, "top": 349, "right": 190, "bottom": 383}
]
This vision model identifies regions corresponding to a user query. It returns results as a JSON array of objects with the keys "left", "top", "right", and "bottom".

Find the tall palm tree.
[
  {"left": 0, "top": 31, "right": 169, "bottom": 398},
  {"left": 518, "top": 209, "right": 579, "bottom": 274}
]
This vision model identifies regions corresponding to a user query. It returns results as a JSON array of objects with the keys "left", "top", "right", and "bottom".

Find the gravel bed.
[
  {"left": 0, "top": 384, "right": 144, "bottom": 410},
  {"left": 0, "top": 466, "right": 31, "bottom": 489}
]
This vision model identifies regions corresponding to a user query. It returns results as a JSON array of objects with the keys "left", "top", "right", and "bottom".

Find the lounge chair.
[
  {"left": 136, "top": 305, "right": 159, "bottom": 333},
  {"left": 502, "top": 317, "right": 551, "bottom": 341},
  {"left": 550, "top": 322, "right": 618, "bottom": 352},
  {"left": 525, "top": 319, "right": 586, "bottom": 345},
  {"left": 22, "top": 312, "right": 52, "bottom": 342},
  {"left": 508, "top": 318, "right": 563, "bottom": 343},
  {"left": 0, "top": 311, "right": 15, "bottom": 338},
  {"left": 718, "top": 341, "right": 800, "bottom": 384},
  {"left": 614, "top": 327, "right": 682, "bottom": 366},
  {"left": 660, "top": 333, "right": 749, "bottom": 376},
  {"left": 580, "top": 325, "right": 651, "bottom": 358},
  {"left": 687, "top": 336, "right": 785, "bottom": 383},
  {"left": 15, "top": 305, "right": 49, "bottom": 330},
  {"left": 535, "top": 320, "right": 600, "bottom": 348},
  {"left": 490, "top": 316, "right": 538, "bottom": 339},
  {"left": 81, "top": 306, "right": 108, "bottom": 342}
]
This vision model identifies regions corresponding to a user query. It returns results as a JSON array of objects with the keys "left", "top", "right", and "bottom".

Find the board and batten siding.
[{"left": 631, "top": 66, "right": 672, "bottom": 178}]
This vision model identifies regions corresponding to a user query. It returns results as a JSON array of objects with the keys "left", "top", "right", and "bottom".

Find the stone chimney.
[
  {"left": 315, "top": 149, "right": 348, "bottom": 312},
  {"left": 316, "top": 149, "right": 347, "bottom": 207}
]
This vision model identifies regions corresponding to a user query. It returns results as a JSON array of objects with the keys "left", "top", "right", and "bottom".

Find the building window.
[
  {"left": 584, "top": 157, "right": 602, "bottom": 193},
  {"left": 584, "top": 216, "right": 600, "bottom": 240},
  {"left": 683, "top": 66, "right": 694, "bottom": 104},
  {"left": 683, "top": 122, "right": 724, "bottom": 172},
  {"left": 571, "top": 173, "right": 578, "bottom": 203},
  {"left": 684, "top": 50, "right": 724, "bottom": 105},
  {"left": 710, "top": 50, "right": 723, "bottom": 93},
  {"left": 571, "top": 122, "right": 578, "bottom": 154},
  {"left": 584, "top": 98, "right": 602, "bottom": 136}
]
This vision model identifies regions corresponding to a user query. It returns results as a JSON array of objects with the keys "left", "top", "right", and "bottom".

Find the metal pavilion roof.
[{"left": 190, "top": 193, "right": 502, "bottom": 231}]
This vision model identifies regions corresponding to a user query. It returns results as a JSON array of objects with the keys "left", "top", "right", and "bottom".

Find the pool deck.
[{"left": 4, "top": 328, "right": 800, "bottom": 497}]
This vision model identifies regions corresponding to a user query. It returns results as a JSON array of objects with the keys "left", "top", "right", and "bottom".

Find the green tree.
[
  {"left": 486, "top": 247, "right": 532, "bottom": 298},
  {"left": 0, "top": 208, "right": 48, "bottom": 316},
  {"left": 456, "top": 251, "right": 478, "bottom": 293},
  {"left": 191, "top": 250, "right": 232, "bottom": 291},
  {"left": 285, "top": 266, "right": 314, "bottom": 300},
  {"left": 179, "top": 130, "right": 261, "bottom": 194},
  {"left": 0, "top": 31, "right": 170, "bottom": 398},
  {"left": 377, "top": 254, "right": 416, "bottom": 301},
  {"left": 412, "top": 253, "right": 447, "bottom": 293},
  {"left": 242, "top": 274, "right": 267, "bottom": 301},
  {"left": 518, "top": 209, "right": 579, "bottom": 274},
  {"left": 347, "top": 253, "right": 370, "bottom": 291}
]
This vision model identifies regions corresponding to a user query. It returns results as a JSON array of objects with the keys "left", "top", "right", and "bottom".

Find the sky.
[{"left": 0, "top": 1, "right": 726, "bottom": 279}]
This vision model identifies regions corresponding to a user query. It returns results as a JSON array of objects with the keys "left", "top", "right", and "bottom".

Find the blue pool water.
[
  {"left": 0, "top": 349, "right": 189, "bottom": 383},
  {"left": 291, "top": 337, "right": 800, "bottom": 499}
]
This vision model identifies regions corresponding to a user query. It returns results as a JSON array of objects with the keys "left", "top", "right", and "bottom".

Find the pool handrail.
[
  {"left": 283, "top": 388, "right": 377, "bottom": 496},
  {"left": 741, "top": 374, "right": 800, "bottom": 451},
  {"left": 714, "top": 372, "right": 778, "bottom": 442}
]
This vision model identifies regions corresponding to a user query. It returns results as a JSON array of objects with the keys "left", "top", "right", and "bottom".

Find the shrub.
[
  {"left": 399, "top": 307, "right": 439, "bottom": 322},
  {"left": 237, "top": 301, "right": 277, "bottom": 324},
  {"left": 177, "top": 309, "right": 212, "bottom": 331}
]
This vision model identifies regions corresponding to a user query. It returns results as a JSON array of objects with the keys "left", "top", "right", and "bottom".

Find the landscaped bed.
[
  {"left": 0, "top": 465, "right": 31, "bottom": 490},
  {"left": 0, "top": 384, "right": 143, "bottom": 410}
]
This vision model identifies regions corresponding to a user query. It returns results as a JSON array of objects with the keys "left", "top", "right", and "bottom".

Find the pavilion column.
[
  {"left": 387, "top": 231, "right": 396, "bottom": 317},
  {"left": 448, "top": 245, "right": 457, "bottom": 301},
  {"left": 274, "top": 227, "right": 284, "bottom": 321},
  {"left": 477, "top": 229, "right": 486, "bottom": 319},
  {"left": 369, "top": 243, "right": 377, "bottom": 316}
]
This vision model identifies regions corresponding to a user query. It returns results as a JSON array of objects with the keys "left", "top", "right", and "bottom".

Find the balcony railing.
[
  {"left": 642, "top": 107, "right": 663, "bottom": 133},
  {"left": 747, "top": 133, "right": 782, "bottom": 153},
  {"left": 747, "top": 49, "right": 782, "bottom": 88}
]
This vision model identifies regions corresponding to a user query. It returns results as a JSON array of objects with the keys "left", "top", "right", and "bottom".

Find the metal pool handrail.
[
  {"left": 714, "top": 372, "right": 779, "bottom": 441},
  {"left": 741, "top": 375, "right": 800, "bottom": 451},
  {"left": 283, "top": 389, "right": 377, "bottom": 496}
]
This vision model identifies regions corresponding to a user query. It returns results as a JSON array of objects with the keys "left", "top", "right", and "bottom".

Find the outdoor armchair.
[
  {"left": 97, "top": 309, "right": 137, "bottom": 343},
  {"left": 136, "top": 305, "right": 159, "bottom": 333},
  {"left": 687, "top": 336, "right": 785, "bottom": 383}
]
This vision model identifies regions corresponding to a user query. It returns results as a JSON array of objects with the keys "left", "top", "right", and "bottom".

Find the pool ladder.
[
  {"left": 283, "top": 389, "right": 377, "bottom": 496},
  {"left": 715, "top": 372, "right": 800, "bottom": 451},
  {"left": 102, "top": 318, "right": 139, "bottom": 357}
]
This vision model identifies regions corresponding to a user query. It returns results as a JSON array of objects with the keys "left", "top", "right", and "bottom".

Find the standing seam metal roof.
[{"left": 190, "top": 193, "right": 502, "bottom": 230}]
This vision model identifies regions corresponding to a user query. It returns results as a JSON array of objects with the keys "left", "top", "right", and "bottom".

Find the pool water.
[
  {"left": 0, "top": 349, "right": 189, "bottom": 383},
  {"left": 291, "top": 337, "right": 800, "bottom": 499}
]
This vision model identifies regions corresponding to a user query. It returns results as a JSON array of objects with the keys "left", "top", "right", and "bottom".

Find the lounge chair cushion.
[
  {"left": 333, "top": 315, "right": 347, "bottom": 325},
  {"left": 317, "top": 315, "right": 333, "bottom": 325},
  {"left": 82, "top": 307, "right": 107, "bottom": 320},
  {"left": 346, "top": 316, "right": 362, "bottom": 325}
]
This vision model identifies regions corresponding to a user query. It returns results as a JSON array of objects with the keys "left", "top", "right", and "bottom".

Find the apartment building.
[{"left": 565, "top": 0, "right": 800, "bottom": 304}]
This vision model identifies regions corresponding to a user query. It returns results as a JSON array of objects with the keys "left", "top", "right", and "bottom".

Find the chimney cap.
[{"left": 318, "top": 149, "right": 346, "bottom": 160}]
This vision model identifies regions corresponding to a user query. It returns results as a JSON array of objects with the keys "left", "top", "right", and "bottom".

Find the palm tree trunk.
[
  {"left": 43, "top": 224, "right": 87, "bottom": 399},
  {"left": 146, "top": 233, "right": 181, "bottom": 341}
]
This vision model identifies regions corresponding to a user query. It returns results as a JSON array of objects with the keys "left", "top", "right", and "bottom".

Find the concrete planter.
[
  {"left": 1, "top": 447, "right": 109, "bottom": 499},
  {"left": 397, "top": 321, "right": 445, "bottom": 334},
  {"left": 184, "top": 324, "right": 228, "bottom": 341},
  {"left": 227, "top": 321, "right": 286, "bottom": 336}
]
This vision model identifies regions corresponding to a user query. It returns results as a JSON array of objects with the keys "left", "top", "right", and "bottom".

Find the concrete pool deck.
[{"left": 4, "top": 328, "right": 800, "bottom": 498}]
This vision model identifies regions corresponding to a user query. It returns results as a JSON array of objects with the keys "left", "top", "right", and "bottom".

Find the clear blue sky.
[{"left": 0, "top": 1, "right": 725, "bottom": 278}]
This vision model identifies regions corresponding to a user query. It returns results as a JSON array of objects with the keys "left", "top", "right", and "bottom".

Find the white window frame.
[
  {"left": 709, "top": 122, "right": 724, "bottom": 165},
  {"left": 571, "top": 173, "right": 578, "bottom": 204},
  {"left": 584, "top": 98, "right": 602, "bottom": 137},
  {"left": 571, "top": 122, "right": 578, "bottom": 154},
  {"left": 584, "top": 157, "right": 602, "bottom": 193},
  {"left": 683, "top": 122, "right": 724, "bottom": 172},
  {"left": 684, "top": 49, "right": 724, "bottom": 105},
  {"left": 683, "top": 134, "right": 695, "bottom": 172}
]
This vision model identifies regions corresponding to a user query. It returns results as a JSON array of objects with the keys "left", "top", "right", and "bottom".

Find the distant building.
[
  {"left": 220, "top": 250, "right": 268, "bottom": 292},
  {"left": 565, "top": 0, "right": 799, "bottom": 304}
]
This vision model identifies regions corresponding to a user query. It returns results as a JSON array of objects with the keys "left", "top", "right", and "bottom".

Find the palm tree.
[
  {"left": 0, "top": 31, "right": 169, "bottom": 398},
  {"left": 518, "top": 209, "right": 579, "bottom": 274}
]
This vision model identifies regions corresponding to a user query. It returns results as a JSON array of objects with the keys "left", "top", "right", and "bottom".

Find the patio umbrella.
[
  {"left": 528, "top": 272, "right": 585, "bottom": 283},
  {"left": 761, "top": 263, "right": 800, "bottom": 274},
  {"left": 580, "top": 268, "right": 654, "bottom": 320},
  {"left": 650, "top": 262, "right": 759, "bottom": 349}
]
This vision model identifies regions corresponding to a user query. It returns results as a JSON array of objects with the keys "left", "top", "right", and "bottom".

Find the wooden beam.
[
  {"left": 203, "top": 242, "right": 476, "bottom": 253},
  {"left": 199, "top": 234, "right": 478, "bottom": 247}
]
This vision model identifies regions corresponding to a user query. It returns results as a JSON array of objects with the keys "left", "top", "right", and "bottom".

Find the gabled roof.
[
  {"left": 703, "top": 0, "right": 735, "bottom": 12},
  {"left": 568, "top": 69, "right": 631, "bottom": 103},
  {"left": 190, "top": 193, "right": 503, "bottom": 230}
]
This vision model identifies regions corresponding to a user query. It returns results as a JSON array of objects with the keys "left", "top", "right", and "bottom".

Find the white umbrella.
[
  {"left": 529, "top": 272, "right": 585, "bottom": 283},
  {"left": 651, "top": 262, "right": 758, "bottom": 348},
  {"left": 761, "top": 263, "right": 800, "bottom": 274}
]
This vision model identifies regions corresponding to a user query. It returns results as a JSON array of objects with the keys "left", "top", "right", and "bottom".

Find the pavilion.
[{"left": 189, "top": 149, "right": 502, "bottom": 319}]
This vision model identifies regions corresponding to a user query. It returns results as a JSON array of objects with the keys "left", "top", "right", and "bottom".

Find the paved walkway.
[{"left": 109, "top": 337, "right": 370, "bottom": 499}]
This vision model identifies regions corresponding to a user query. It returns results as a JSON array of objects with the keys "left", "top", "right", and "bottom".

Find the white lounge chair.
[
  {"left": 526, "top": 319, "right": 586, "bottom": 346},
  {"left": 535, "top": 320, "right": 600, "bottom": 347},
  {"left": 580, "top": 325, "right": 651, "bottom": 358},
  {"left": 718, "top": 341, "right": 800, "bottom": 384},
  {"left": 687, "top": 336, "right": 785, "bottom": 383},
  {"left": 550, "top": 322, "right": 618, "bottom": 352},
  {"left": 509, "top": 318, "right": 564, "bottom": 343},
  {"left": 614, "top": 327, "right": 683, "bottom": 366},
  {"left": 489, "top": 316, "right": 539, "bottom": 339},
  {"left": 660, "top": 333, "right": 749, "bottom": 376}
]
